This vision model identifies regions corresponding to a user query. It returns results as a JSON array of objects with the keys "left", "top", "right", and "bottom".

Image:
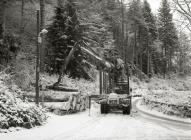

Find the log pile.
[
  {"left": 24, "top": 84, "right": 90, "bottom": 115},
  {"left": 43, "top": 93, "right": 89, "bottom": 115},
  {"left": 42, "top": 91, "right": 89, "bottom": 115},
  {"left": 39, "top": 84, "right": 89, "bottom": 115}
]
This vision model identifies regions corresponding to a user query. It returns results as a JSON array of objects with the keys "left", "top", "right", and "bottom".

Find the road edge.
[{"left": 134, "top": 98, "right": 191, "bottom": 125}]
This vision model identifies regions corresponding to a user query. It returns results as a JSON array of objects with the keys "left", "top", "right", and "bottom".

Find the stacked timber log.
[
  {"left": 41, "top": 85, "right": 89, "bottom": 115},
  {"left": 24, "top": 84, "right": 90, "bottom": 115}
]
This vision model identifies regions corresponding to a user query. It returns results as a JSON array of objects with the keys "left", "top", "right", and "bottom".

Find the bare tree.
[{"left": 172, "top": 0, "right": 191, "bottom": 25}]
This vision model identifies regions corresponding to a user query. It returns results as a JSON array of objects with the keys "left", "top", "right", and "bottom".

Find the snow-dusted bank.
[
  {"left": 136, "top": 99, "right": 191, "bottom": 124},
  {"left": 131, "top": 76, "right": 191, "bottom": 119},
  {"left": 1, "top": 101, "right": 191, "bottom": 140}
]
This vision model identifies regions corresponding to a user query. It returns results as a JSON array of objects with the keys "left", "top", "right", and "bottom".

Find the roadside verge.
[{"left": 134, "top": 98, "right": 191, "bottom": 125}]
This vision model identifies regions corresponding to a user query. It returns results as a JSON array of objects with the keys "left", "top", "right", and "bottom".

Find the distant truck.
[
  {"left": 57, "top": 42, "right": 132, "bottom": 115},
  {"left": 97, "top": 58, "right": 132, "bottom": 115}
]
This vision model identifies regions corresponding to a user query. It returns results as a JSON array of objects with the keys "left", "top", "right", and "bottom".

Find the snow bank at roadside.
[{"left": 131, "top": 75, "right": 191, "bottom": 118}]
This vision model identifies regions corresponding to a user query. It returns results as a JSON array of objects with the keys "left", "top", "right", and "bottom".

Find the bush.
[
  {"left": 0, "top": 73, "right": 47, "bottom": 130},
  {"left": 11, "top": 52, "right": 35, "bottom": 91},
  {"left": 0, "top": 33, "right": 20, "bottom": 65}
]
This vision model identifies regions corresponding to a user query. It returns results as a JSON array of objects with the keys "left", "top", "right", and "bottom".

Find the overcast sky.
[
  {"left": 147, "top": 0, "right": 161, "bottom": 13},
  {"left": 124, "top": 0, "right": 189, "bottom": 32}
]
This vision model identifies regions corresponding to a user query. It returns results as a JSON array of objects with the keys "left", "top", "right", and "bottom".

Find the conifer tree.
[
  {"left": 127, "top": 0, "right": 145, "bottom": 68},
  {"left": 46, "top": 0, "right": 85, "bottom": 79},
  {"left": 142, "top": 0, "right": 158, "bottom": 76},
  {"left": 158, "top": 0, "right": 178, "bottom": 75}
]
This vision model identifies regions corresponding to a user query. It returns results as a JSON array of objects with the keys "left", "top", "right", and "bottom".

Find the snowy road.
[{"left": 1, "top": 99, "right": 191, "bottom": 140}]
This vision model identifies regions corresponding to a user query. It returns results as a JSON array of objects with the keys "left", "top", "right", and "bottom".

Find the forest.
[{"left": 0, "top": 0, "right": 191, "bottom": 83}]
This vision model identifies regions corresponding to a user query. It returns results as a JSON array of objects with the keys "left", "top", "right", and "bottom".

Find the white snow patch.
[{"left": 1, "top": 101, "right": 191, "bottom": 140}]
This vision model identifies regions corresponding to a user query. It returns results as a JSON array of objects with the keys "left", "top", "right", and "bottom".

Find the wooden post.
[{"left": 36, "top": 9, "right": 40, "bottom": 105}]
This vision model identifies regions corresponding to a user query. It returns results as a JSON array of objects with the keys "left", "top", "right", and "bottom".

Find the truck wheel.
[
  {"left": 101, "top": 104, "right": 109, "bottom": 114},
  {"left": 123, "top": 105, "right": 131, "bottom": 115},
  {"left": 101, "top": 104, "right": 105, "bottom": 114},
  {"left": 105, "top": 104, "right": 110, "bottom": 114}
]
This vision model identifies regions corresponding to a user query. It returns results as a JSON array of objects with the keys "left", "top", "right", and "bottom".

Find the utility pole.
[
  {"left": 121, "top": 0, "right": 124, "bottom": 60},
  {"left": 121, "top": 0, "right": 125, "bottom": 60},
  {"left": 40, "top": 0, "right": 45, "bottom": 72},
  {"left": 36, "top": 9, "right": 40, "bottom": 105}
]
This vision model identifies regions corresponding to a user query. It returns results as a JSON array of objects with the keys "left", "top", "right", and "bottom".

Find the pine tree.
[
  {"left": 127, "top": 0, "right": 145, "bottom": 69},
  {"left": 46, "top": 0, "right": 85, "bottom": 79},
  {"left": 142, "top": 0, "right": 158, "bottom": 76},
  {"left": 177, "top": 32, "right": 190, "bottom": 73},
  {"left": 158, "top": 0, "right": 178, "bottom": 75}
]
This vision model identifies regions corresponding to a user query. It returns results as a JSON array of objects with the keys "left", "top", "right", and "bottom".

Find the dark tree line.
[
  {"left": 99, "top": 0, "right": 179, "bottom": 78},
  {"left": 0, "top": 0, "right": 189, "bottom": 81}
]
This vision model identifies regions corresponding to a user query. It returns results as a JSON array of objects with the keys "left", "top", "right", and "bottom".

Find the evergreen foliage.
[
  {"left": 0, "top": 33, "right": 20, "bottom": 66},
  {"left": 142, "top": 0, "right": 158, "bottom": 75},
  {"left": 158, "top": 0, "right": 179, "bottom": 74},
  {"left": 46, "top": 0, "right": 85, "bottom": 79},
  {"left": 1, "top": 0, "right": 191, "bottom": 82}
]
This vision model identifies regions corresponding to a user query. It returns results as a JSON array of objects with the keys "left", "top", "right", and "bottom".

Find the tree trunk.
[
  {"left": 55, "top": 45, "right": 79, "bottom": 86},
  {"left": 20, "top": 0, "right": 24, "bottom": 35},
  {"left": 20, "top": 0, "right": 25, "bottom": 47},
  {"left": 169, "top": 49, "right": 172, "bottom": 72},
  {"left": 147, "top": 47, "right": 150, "bottom": 76},
  {"left": 132, "top": 29, "right": 136, "bottom": 65},
  {"left": 0, "top": 0, "right": 6, "bottom": 39},
  {"left": 163, "top": 47, "right": 167, "bottom": 78}
]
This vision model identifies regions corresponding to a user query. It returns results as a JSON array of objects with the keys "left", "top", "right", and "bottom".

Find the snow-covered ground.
[
  {"left": 1, "top": 101, "right": 191, "bottom": 140},
  {"left": 131, "top": 75, "right": 191, "bottom": 118},
  {"left": 137, "top": 99, "right": 191, "bottom": 124},
  {"left": 1, "top": 75, "right": 191, "bottom": 139}
]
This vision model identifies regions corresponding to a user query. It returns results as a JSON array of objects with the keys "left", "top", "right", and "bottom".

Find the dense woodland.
[{"left": 0, "top": 0, "right": 191, "bottom": 88}]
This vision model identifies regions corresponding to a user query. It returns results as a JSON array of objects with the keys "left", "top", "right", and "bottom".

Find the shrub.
[{"left": 0, "top": 72, "right": 47, "bottom": 130}]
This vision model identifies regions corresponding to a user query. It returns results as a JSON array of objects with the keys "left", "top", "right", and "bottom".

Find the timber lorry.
[
  {"left": 81, "top": 47, "right": 132, "bottom": 115},
  {"left": 90, "top": 57, "right": 132, "bottom": 115},
  {"left": 60, "top": 42, "right": 132, "bottom": 115}
]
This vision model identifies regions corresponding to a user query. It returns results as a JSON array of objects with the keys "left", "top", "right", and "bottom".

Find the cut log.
[
  {"left": 47, "top": 85, "right": 78, "bottom": 92},
  {"left": 30, "top": 88, "right": 89, "bottom": 115},
  {"left": 25, "top": 91, "right": 79, "bottom": 102}
]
